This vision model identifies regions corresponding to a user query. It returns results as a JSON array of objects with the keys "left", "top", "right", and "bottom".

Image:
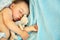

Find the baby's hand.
[
  {"left": 21, "top": 30, "right": 29, "bottom": 40},
  {"left": 24, "top": 25, "right": 38, "bottom": 32},
  {"left": 34, "top": 25, "right": 38, "bottom": 31}
]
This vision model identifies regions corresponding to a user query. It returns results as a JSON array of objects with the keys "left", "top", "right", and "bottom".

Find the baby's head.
[{"left": 10, "top": 0, "right": 29, "bottom": 21}]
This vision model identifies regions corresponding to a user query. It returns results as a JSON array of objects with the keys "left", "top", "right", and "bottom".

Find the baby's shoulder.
[
  {"left": 2, "top": 8, "right": 12, "bottom": 14},
  {"left": 2, "top": 8, "right": 13, "bottom": 20}
]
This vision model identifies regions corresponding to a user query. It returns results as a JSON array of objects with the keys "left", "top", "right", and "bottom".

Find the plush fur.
[{"left": 10, "top": 15, "right": 28, "bottom": 40}]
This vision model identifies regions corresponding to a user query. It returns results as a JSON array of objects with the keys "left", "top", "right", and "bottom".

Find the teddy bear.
[
  {"left": 10, "top": 15, "right": 28, "bottom": 40},
  {"left": 15, "top": 15, "right": 28, "bottom": 30}
]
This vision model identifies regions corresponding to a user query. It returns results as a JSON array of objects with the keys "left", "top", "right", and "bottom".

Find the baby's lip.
[
  {"left": 13, "top": 17, "right": 21, "bottom": 22},
  {"left": 13, "top": 15, "right": 24, "bottom": 22}
]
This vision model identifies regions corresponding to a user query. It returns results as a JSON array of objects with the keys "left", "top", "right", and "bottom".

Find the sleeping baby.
[{"left": 0, "top": 0, "right": 38, "bottom": 40}]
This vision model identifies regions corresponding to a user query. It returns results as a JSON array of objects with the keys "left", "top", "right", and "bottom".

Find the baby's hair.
[
  {"left": 13, "top": 0, "right": 29, "bottom": 8},
  {"left": 13, "top": 0, "right": 29, "bottom": 16}
]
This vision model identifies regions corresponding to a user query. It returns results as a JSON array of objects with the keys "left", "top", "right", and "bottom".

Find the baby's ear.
[{"left": 10, "top": 3, "right": 15, "bottom": 9}]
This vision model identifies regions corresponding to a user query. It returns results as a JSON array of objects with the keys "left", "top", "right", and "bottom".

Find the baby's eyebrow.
[
  {"left": 19, "top": 9, "right": 23, "bottom": 13},
  {"left": 19, "top": 8, "right": 28, "bottom": 16},
  {"left": 20, "top": 8, "right": 23, "bottom": 12},
  {"left": 20, "top": 8, "right": 24, "bottom": 13}
]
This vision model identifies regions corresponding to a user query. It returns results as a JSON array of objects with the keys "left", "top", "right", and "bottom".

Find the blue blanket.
[
  {"left": 0, "top": 0, "right": 13, "bottom": 10},
  {"left": 30, "top": 0, "right": 60, "bottom": 40},
  {"left": 0, "top": 0, "right": 60, "bottom": 40}
]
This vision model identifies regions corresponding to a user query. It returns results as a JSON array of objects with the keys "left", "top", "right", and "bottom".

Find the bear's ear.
[{"left": 21, "top": 15, "right": 28, "bottom": 25}]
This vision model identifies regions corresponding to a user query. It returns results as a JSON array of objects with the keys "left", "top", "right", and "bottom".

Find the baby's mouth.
[
  {"left": 13, "top": 15, "right": 24, "bottom": 22},
  {"left": 13, "top": 17, "right": 21, "bottom": 22}
]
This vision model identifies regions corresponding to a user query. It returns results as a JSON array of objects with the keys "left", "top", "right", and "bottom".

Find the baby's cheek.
[{"left": 13, "top": 11, "right": 20, "bottom": 21}]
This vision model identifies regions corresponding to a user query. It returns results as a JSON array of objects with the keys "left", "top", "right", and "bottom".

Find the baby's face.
[{"left": 11, "top": 2, "right": 29, "bottom": 21}]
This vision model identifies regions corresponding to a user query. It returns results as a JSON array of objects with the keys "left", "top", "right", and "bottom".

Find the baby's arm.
[
  {"left": 24, "top": 25, "right": 38, "bottom": 32},
  {"left": 0, "top": 13, "right": 10, "bottom": 40},
  {"left": 2, "top": 8, "right": 29, "bottom": 40}
]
